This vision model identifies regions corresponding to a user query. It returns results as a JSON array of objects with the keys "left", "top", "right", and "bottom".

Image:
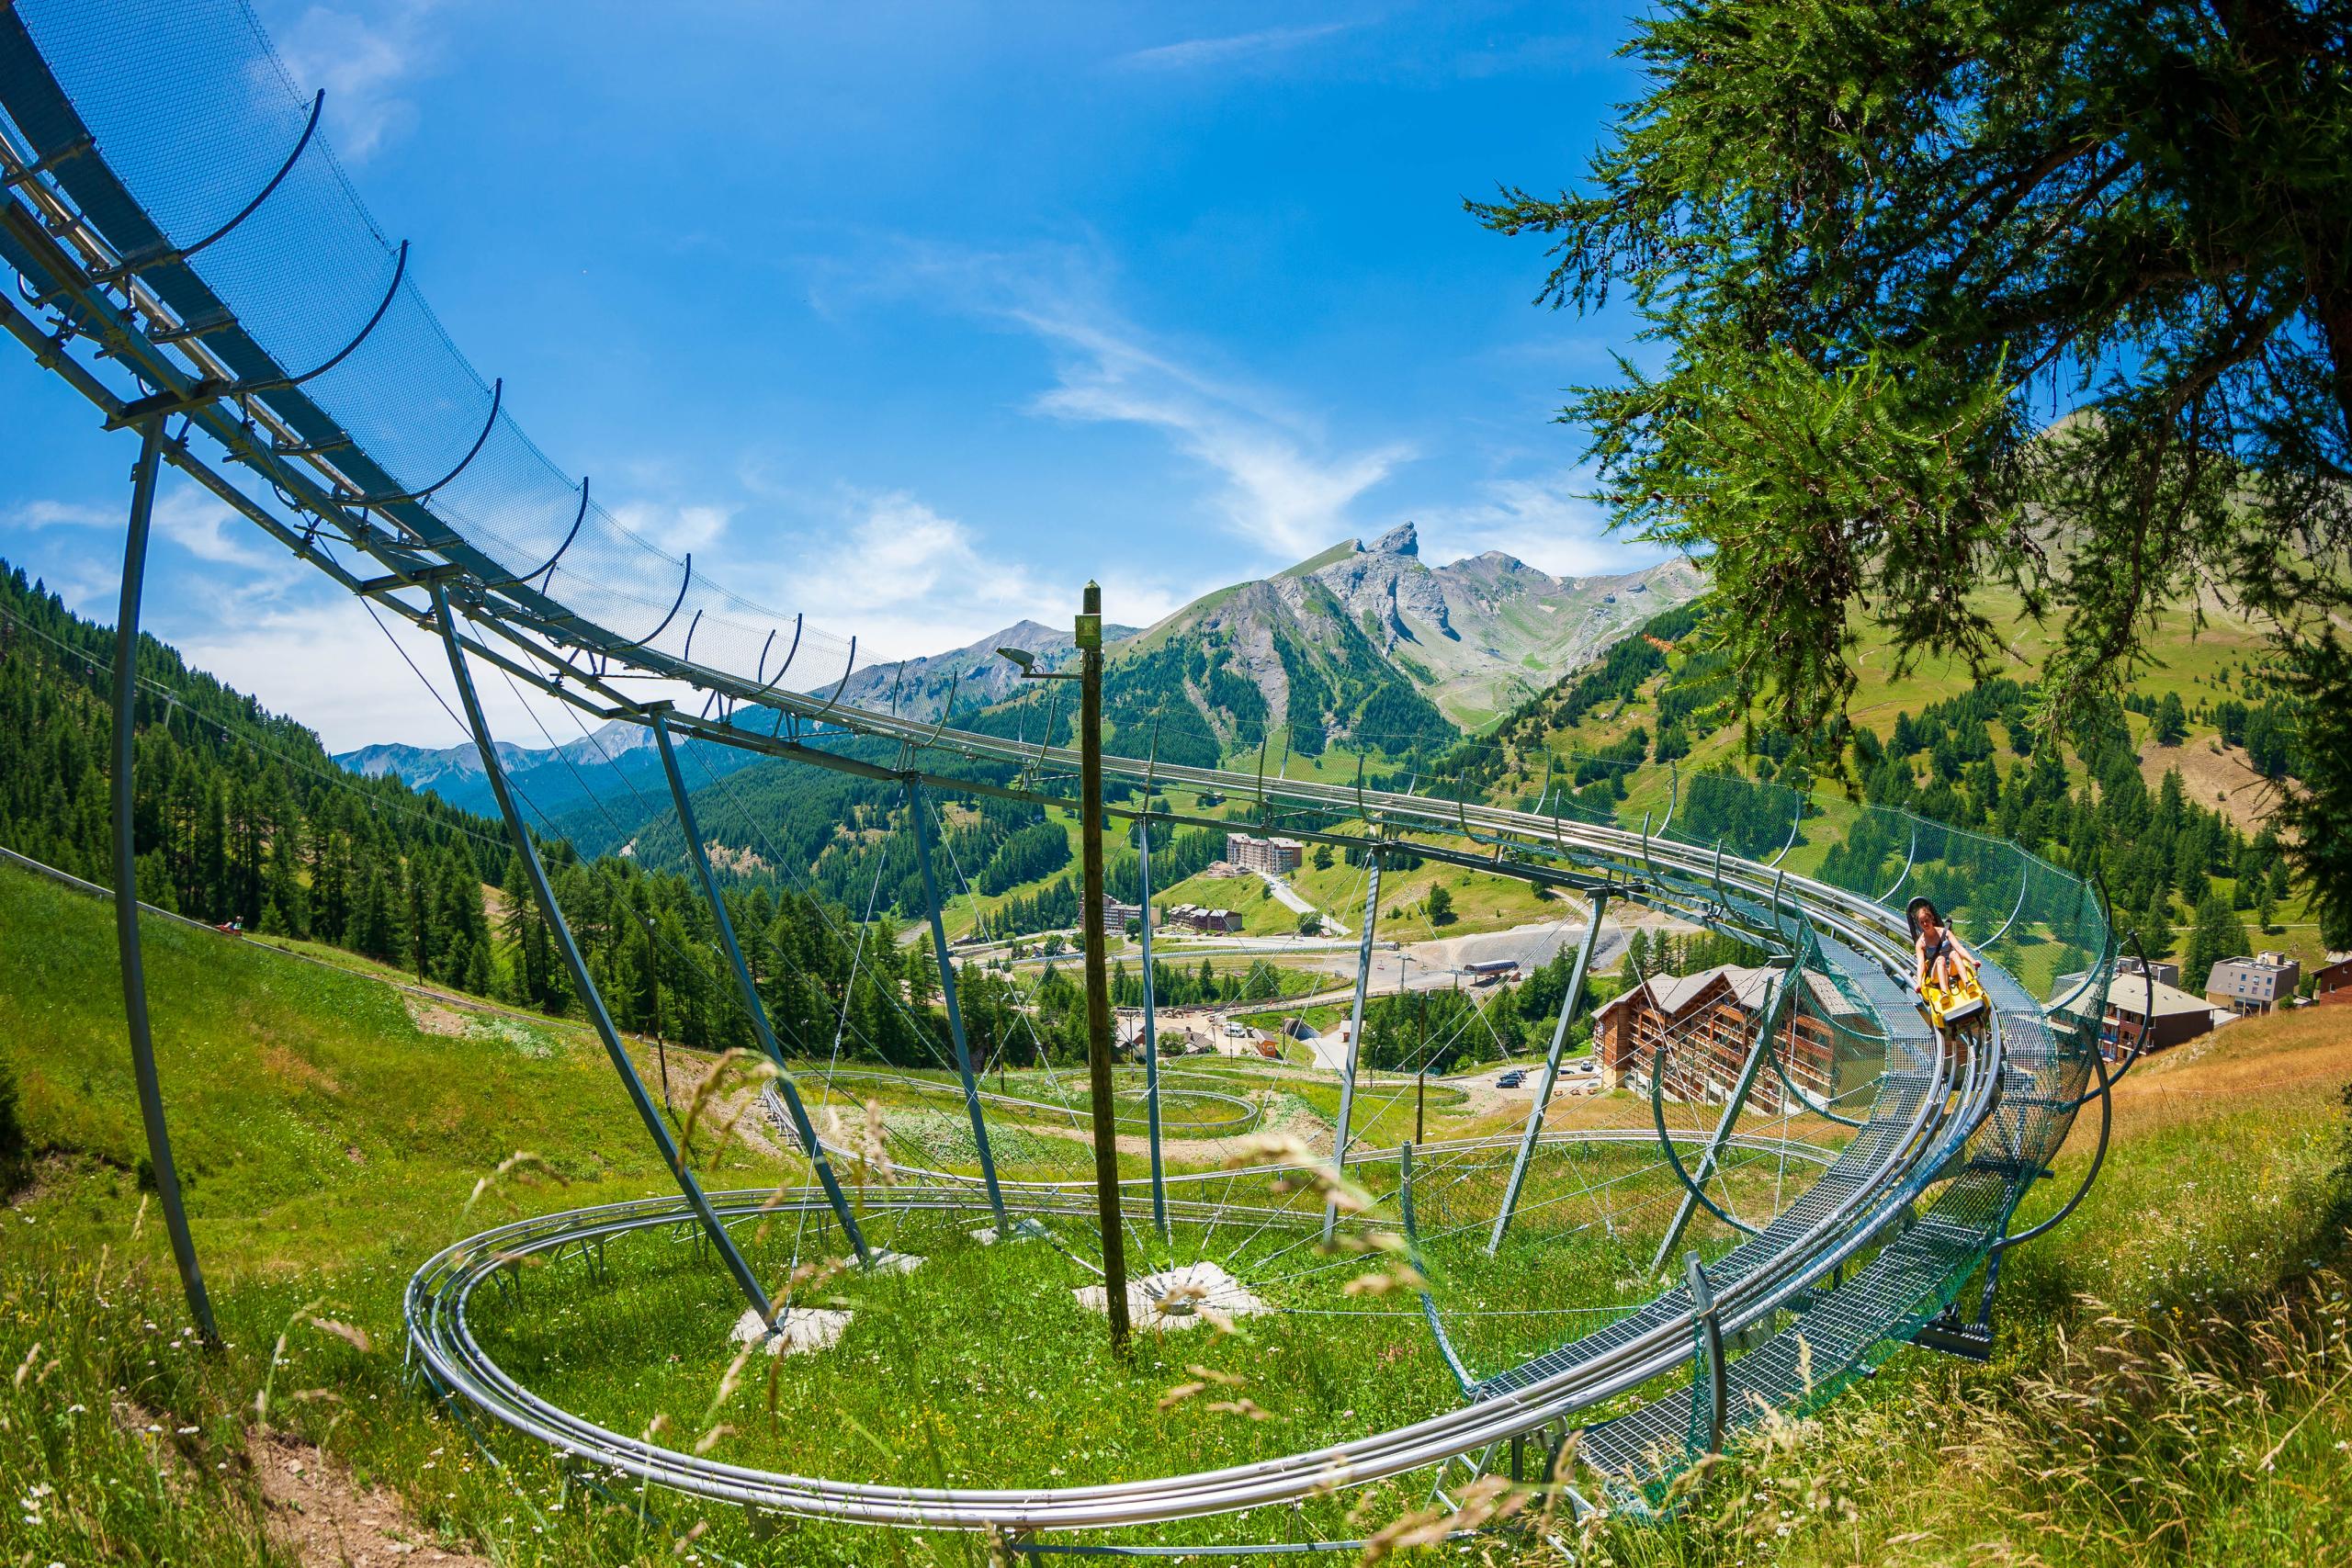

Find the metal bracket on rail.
[
  {"left": 1877, "top": 825, "right": 1917, "bottom": 907},
  {"left": 615, "top": 553, "right": 691, "bottom": 652},
  {"left": 1685, "top": 1252, "right": 1726, "bottom": 1455},
  {"left": 1017, "top": 678, "right": 1060, "bottom": 790},
  {"left": 1984, "top": 859, "right": 2031, "bottom": 947},
  {"left": 484, "top": 476, "right": 590, "bottom": 594},
  {"left": 2057, "top": 926, "right": 2154, "bottom": 1110},
  {"left": 102, "top": 377, "right": 232, "bottom": 432},
  {"left": 2045, "top": 875, "right": 2120, "bottom": 1019},
  {"left": 339, "top": 378, "right": 501, "bottom": 510},
  {"left": 1654, "top": 759, "right": 1680, "bottom": 840},
  {"left": 802, "top": 636, "right": 858, "bottom": 728},
  {"left": 914, "top": 671, "right": 962, "bottom": 754},
  {"left": 1647, "top": 1006, "right": 1762, "bottom": 1241},
  {"left": 1996, "top": 1019, "right": 2112, "bottom": 1255},
  {"left": 1400, "top": 1141, "right": 1477, "bottom": 1398},
  {"left": 752, "top": 614, "right": 802, "bottom": 694},
  {"left": 1765, "top": 794, "right": 1803, "bottom": 868},
  {"left": 237, "top": 239, "right": 406, "bottom": 393},
  {"left": 1638, "top": 810, "right": 1663, "bottom": 885},
  {"left": 1765, "top": 1022, "right": 1868, "bottom": 1129},
  {"left": 86, "top": 91, "right": 323, "bottom": 287}
]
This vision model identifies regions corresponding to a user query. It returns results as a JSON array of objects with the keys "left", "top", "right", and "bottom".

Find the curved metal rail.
[{"left": 0, "top": 13, "right": 2110, "bottom": 1539}]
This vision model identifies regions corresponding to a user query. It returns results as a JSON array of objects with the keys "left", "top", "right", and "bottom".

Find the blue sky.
[{"left": 0, "top": 1, "right": 1663, "bottom": 750}]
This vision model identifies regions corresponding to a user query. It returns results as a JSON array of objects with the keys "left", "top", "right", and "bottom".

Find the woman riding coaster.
[{"left": 1905, "top": 896, "right": 1974, "bottom": 997}]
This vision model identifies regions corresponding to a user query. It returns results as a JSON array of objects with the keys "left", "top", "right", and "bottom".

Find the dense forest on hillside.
[
  {"left": 0, "top": 565, "right": 1002, "bottom": 1066},
  {"left": 0, "top": 564, "right": 1337, "bottom": 1066},
  {"left": 0, "top": 564, "right": 510, "bottom": 973},
  {"left": 1435, "top": 592, "right": 2318, "bottom": 974}
]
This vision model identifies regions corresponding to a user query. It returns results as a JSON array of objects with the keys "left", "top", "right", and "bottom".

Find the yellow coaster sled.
[{"left": 1920, "top": 959, "right": 1988, "bottom": 1030}]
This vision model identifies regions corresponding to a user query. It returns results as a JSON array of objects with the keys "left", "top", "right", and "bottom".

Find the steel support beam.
[
  {"left": 647, "top": 708, "right": 869, "bottom": 1264},
  {"left": 1323, "top": 848, "right": 1384, "bottom": 1243},
  {"left": 431, "top": 581, "right": 775, "bottom": 1325},
  {"left": 1486, "top": 892, "right": 1610, "bottom": 1257},
  {"left": 1649, "top": 973, "right": 1786, "bottom": 1273},
  {"left": 902, "top": 776, "right": 1008, "bottom": 1231},
  {"left": 1136, "top": 818, "right": 1168, "bottom": 1240},
  {"left": 110, "top": 413, "right": 217, "bottom": 1344},
  {"left": 1685, "top": 1251, "right": 1727, "bottom": 1455}
]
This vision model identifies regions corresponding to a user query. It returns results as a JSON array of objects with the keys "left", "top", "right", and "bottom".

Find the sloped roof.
[
  {"left": 2107, "top": 974, "right": 2212, "bottom": 1020},
  {"left": 1598, "top": 963, "right": 1779, "bottom": 1021}
]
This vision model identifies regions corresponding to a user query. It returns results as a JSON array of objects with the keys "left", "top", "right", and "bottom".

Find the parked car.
[{"left": 1495, "top": 1069, "right": 1526, "bottom": 1089}]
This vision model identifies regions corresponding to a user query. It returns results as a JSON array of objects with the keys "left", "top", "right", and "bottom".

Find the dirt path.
[{"left": 248, "top": 1427, "right": 491, "bottom": 1567}]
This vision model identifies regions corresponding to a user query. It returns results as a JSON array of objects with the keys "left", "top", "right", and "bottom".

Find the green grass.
[
  {"left": 1534, "top": 1005, "right": 2352, "bottom": 1568},
  {"left": 0, "top": 863, "right": 769, "bottom": 1274},
  {"left": 7, "top": 853, "right": 2350, "bottom": 1566}
]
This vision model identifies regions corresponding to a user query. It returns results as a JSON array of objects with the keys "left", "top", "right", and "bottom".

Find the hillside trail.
[{"left": 249, "top": 1427, "right": 492, "bottom": 1566}]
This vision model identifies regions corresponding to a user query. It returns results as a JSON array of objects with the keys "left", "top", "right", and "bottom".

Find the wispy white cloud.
[
  {"left": 4, "top": 499, "right": 115, "bottom": 530},
  {"left": 1114, "top": 22, "right": 1356, "bottom": 73},
  {"left": 1413, "top": 468, "right": 1668, "bottom": 580},
  {"left": 272, "top": 2, "right": 439, "bottom": 161},
  {"left": 785, "top": 488, "right": 1187, "bottom": 664},
  {"left": 150, "top": 484, "right": 291, "bottom": 575},
  {"left": 609, "top": 500, "right": 733, "bottom": 556},
  {"left": 808, "top": 237, "right": 1411, "bottom": 563},
  {"left": 175, "top": 592, "right": 541, "bottom": 752},
  {"left": 1023, "top": 310, "right": 1409, "bottom": 560}
]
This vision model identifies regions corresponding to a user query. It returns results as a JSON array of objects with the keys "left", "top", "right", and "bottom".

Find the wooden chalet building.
[{"left": 1596, "top": 962, "right": 1883, "bottom": 1111}]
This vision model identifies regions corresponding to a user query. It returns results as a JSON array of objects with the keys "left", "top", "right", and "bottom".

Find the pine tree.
[
  {"left": 2154, "top": 692, "right": 2188, "bottom": 746},
  {"left": 404, "top": 849, "right": 435, "bottom": 980},
  {"left": 2137, "top": 886, "right": 2175, "bottom": 964},
  {"left": 2184, "top": 891, "right": 2249, "bottom": 991}
]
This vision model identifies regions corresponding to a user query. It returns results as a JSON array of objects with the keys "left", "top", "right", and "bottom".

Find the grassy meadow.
[{"left": 3, "top": 854, "right": 2349, "bottom": 1565}]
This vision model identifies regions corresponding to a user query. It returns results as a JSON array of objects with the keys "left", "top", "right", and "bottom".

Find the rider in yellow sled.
[{"left": 1906, "top": 895, "right": 1986, "bottom": 1029}]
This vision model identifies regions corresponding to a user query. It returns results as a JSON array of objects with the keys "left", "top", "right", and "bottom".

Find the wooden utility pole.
[{"left": 1077, "top": 581, "right": 1131, "bottom": 1349}]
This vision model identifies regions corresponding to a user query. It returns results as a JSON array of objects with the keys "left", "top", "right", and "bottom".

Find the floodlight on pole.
[{"left": 998, "top": 646, "right": 1077, "bottom": 681}]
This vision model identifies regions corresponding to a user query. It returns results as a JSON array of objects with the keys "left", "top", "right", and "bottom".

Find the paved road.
[{"left": 1253, "top": 869, "right": 1332, "bottom": 931}]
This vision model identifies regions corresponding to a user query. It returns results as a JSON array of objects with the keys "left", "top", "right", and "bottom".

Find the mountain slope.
[
  {"left": 335, "top": 716, "right": 763, "bottom": 825},
  {"left": 1446, "top": 586, "right": 2326, "bottom": 972},
  {"left": 1302, "top": 523, "right": 1706, "bottom": 727},
  {"left": 1110, "top": 525, "right": 1706, "bottom": 750},
  {"left": 828, "top": 617, "right": 1138, "bottom": 724}
]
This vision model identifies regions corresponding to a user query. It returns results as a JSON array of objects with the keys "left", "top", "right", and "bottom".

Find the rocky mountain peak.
[{"left": 1369, "top": 521, "right": 1419, "bottom": 558}]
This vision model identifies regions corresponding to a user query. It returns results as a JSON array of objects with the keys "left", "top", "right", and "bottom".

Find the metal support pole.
[
  {"left": 1487, "top": 893, "right": 1608, "bottom": 1256},
  {"left": 1685, "top": 1251, "right": 1726, "bottom": 1455},
  {"left": 1077, "top": 582, "right": 1131, "bottom": 1349},
  {"left": 648, "top": 709, "right": 870, "bottom": 1263},
  {"left": 1415, "top": 984, "right": 1428, "bottom": 1146},
  {"left": 1324, "top": 848, "right": 1385, "bottom": 1244},
  {"left": 110, "top": 414, "right": 217, "bottom": 1344},
  {"left": 903, "top": 776, "right": 1008, "bottom": 1232},
  {"left": 431, "top": 581, "right": 774, "bottom": 1325},
  {"left": 1650, "top": 971, "right": 1785, "bottom": 1273},
  {"left": 1136, "top": 817, "right": 1168, "bottom": 1240}
]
